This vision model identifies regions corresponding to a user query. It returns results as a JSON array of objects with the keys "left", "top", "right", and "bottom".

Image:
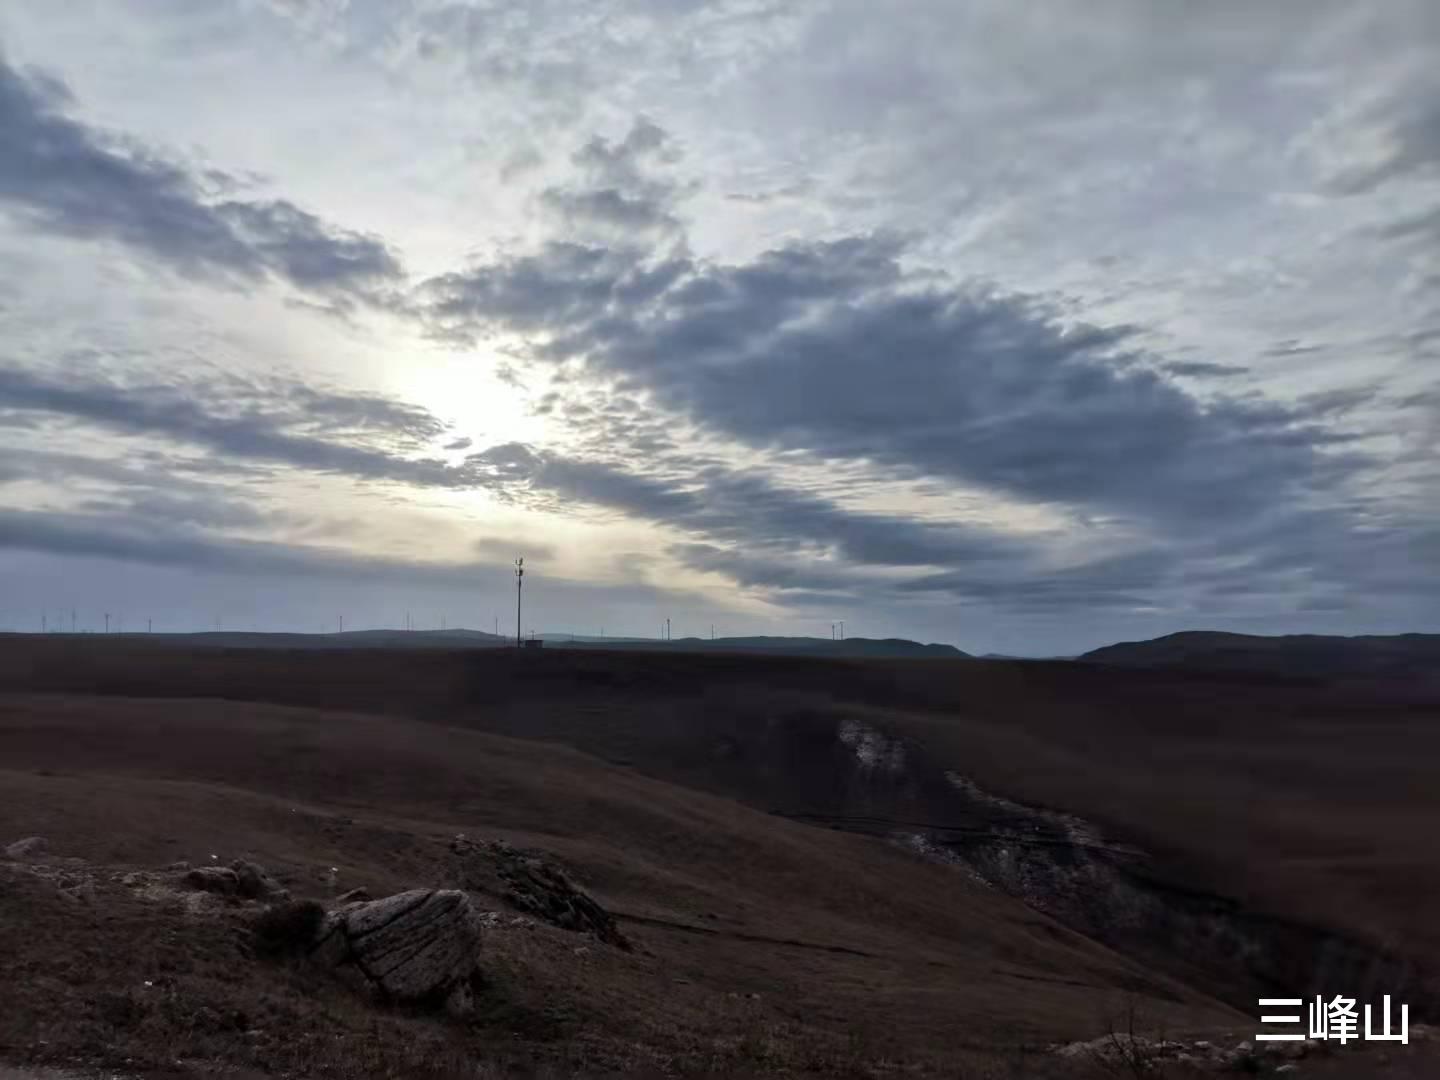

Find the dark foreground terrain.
[{"left": 2, "top": 637, "right": 1438, "bottom": 1077}]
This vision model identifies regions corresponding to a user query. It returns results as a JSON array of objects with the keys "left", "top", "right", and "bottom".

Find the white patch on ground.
[
  {"left": 837, "top": 717, "right": 906, "bottom": 773},
  {"left": 943, "top": 770, "right": 1115, "bottom": 850},
  {"left": 890, "top": 832, "right": 992, "bottom": 888}
]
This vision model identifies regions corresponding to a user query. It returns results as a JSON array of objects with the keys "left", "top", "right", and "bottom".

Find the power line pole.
[
  {"left": 71, "top": 609, "right": 76, "bottom": 634},
  {"left": 840, "top": 620, "right": 845, "bottom": 640},
  {"left": 148, "top": 618, "right": 152, "bottom": 634},
  {"left": 104, "top": 613, "right": 110, "bottom": 634},
  {"left": 515, "top": 557, "right": 524, "bottom": 648}
]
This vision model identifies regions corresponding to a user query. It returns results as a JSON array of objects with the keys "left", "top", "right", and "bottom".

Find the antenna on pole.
[{"left": 515, "top": 558, "right": 524, "bottom": 648}]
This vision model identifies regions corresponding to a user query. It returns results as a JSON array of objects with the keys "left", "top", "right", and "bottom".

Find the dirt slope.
[
  {"left": 0, "top": 687, "right": 1241, "bottom": 1077},
  {"left": 2, "top": 637, "right": 1438, "bottom": 1076}
]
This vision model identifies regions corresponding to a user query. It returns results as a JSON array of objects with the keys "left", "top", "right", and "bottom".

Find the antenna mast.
[{"left": 515, "top": 557, "right": 524, "bottom": 648}]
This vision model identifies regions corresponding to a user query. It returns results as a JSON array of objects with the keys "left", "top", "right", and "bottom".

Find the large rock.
[
  {"left": 448, "top": 838, "right": 630, "bottom": 950},
  {"left": 4, "top": 837, "right": 48, "bottom": 861},
  {"left": 183, "top": 859, "right": 287, "bottom": 901},
  {"left": 309, "top": 889, "right": 483, "bottom": 1015}
]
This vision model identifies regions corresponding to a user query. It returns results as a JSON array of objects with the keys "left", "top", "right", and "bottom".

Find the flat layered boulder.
[
  {"left": 447, "top": 837, "right": 630, "bottom": 950},
  {"left": 309, "top": 888, "right": 483, "bottom": 1015}
]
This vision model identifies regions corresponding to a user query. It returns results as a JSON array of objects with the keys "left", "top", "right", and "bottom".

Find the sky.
[{"left": 0, "top": 0, "right": 1436, "bottom": 655}]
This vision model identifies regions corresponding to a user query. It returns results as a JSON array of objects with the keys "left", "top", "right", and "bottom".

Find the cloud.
[
  {"left": 416, "top": 231, "right": 1366, "bottom": 538},
  {"left": 473, "top": 535, "right": 555, "bottom": 562},
  {"left": 538, "top": 118, "right": 687, "bottom": 243},
  {"left": 0, "top": 363, "right": 479, "bottom": 488},
  {"left": 0, "top": 52, "right": 402, "bottom": 304},
  {"left": 1162, "top": 361, "right": 1250, "bottom": 378},
  {"left": 0, "top": 504, "right": 718, "bottom": 629},
  {"left": 1308, "top": 75, "right": 1440, "bottom": 195}
]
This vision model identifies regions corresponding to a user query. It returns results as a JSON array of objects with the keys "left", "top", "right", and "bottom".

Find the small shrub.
[{"left": 252, "top": 899, "right": 326, "bottom": 958}]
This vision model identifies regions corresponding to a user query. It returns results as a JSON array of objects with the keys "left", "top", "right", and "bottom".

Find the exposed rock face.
[
  {"left": 3, "top": 837, "right": 49, "bottom": 861},
  {"left": 447, "top": 837, "right": 630, "bottom": 950},
  {"left": 1053, "top": 1033, "right": 1328, "bottom": 1073},
  {"left": 183, "top": 859, "right": 287, "bottom": 900},
  {"left": 232, "top": 859, "right": 288, "bottom": 900},
  {"left": 309, "top": 889, "right": 483, "bottom": 1015}
]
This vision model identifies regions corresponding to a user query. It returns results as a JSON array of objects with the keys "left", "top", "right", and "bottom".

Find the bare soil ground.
[{"left": 1, "top": 638, "right": 1437, "bottom": 1077}]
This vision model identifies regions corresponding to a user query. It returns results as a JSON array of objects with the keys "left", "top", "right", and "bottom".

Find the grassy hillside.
[
  {"left": 2, "top": 637, "right": 1438, "bottom": 1075},
  {"left": 1082, "top": 630, "right": 1440, "bottom": 682}
]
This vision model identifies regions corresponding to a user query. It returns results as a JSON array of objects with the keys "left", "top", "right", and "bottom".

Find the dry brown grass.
[{"left": 1, "top": 637, "right": 1438, "bottom": 1077}]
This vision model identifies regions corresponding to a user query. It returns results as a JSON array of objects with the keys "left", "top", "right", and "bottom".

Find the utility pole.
[
  {"left": 148, "top": 618, "right": 152, "bottom": 634},
  {"left": 666, "top": 617, "right": 670, "bottom": 641},
  {"left": 339, "top": 615, "right": 343, "bottom": 634},
  {"left": 42, "top": 614, "right": 46, "bottom": 634},
  {"left": 71, "top": 609, "right": 76, "bottom": 634},
  {"left": 840, "top": 620, "right": 845, "bottom": 640},
  {"left": 104, "top": 613, "right": 110, "bottom": 634},
  {"left": 515, "top": 557, "right": 524, "bottom": 648}
]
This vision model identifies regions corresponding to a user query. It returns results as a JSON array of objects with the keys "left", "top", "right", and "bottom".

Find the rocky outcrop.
[
  {"left": 1053, "top": 1033, "right": 1327, "bottom": 1073},
  {"left": 183, "top": 859, "right": 288, "bottom": 901},
  {"left": 308, "top": 889, "right": 484, "bottom": 1015},
  {"left": 447, "top": 837, "right": 629, "bottom": 950},
  {"left": 3, "top": 836, "right": 49, "bottom": 861}
]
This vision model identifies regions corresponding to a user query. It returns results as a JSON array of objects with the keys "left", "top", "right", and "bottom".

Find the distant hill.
[
  {"left": 23, "top": 629, "right": 967, "bottom": 659},
  {"left": 1081, "top": 630, "right": 1440, "bottom": 681},
  {"left": 66, "top": 629, "right": 516, "bottom": 650},
  {"left": 555, "top": 634, "right": 969, "bottom": 659}
]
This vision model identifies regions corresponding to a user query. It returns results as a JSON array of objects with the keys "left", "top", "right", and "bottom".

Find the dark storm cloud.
[
  {"left": 0, "top": 53, "right": 402, "bottom": 302},
  {"left": 415, "top": 232, "right": 1366, "bottom": 536}
]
